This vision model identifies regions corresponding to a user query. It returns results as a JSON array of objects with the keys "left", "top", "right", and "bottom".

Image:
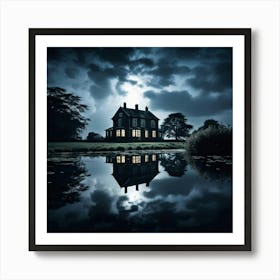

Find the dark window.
[
  {"left": 118, "top": 118, "right": 122, "bottom": 127},
  {"left": 151, "top": 120, "right": 156, "bottom": 128},
  {"left": 140, "top": 119, "right": 146, "bottom": 127},
  {"left": 132, "top": 118, "right": 138, "bottom": 127}
]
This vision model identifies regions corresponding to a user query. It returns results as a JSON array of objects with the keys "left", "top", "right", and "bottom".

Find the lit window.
[
  {"left": 116, "top": 130, "right": 121, "bottom": 137},
  {"left": 121, "top": 129, "right": 125, "bottom": 137},
  {"left": 145, "top": 155, "right": 149, "bottom": 162},
  {"left": 116, "top": 155, "right": 125, "bottom": 163},
  {"left": 140, "top": 119, "right": 145, "bottom": 127},
  {"left": 151, "top": 120, "right": 156, "bottom": 128},
  {"left": 132, "top": 118, "right": 138, "bottom": 127},
  {"left": 145, "top": 130, "right": 148, "bottom": 138},
  {"left": 152, "top": 130, "right": 156, "bottom": 138},
  {"left": 132, "top": 155, "right": 141, "bottom": 164},
  {"left": 152, "top": 154, "right": 156, "bottom": 161},
  {"left": 132, "top": 129, "right": 141, "bottom": 137}
]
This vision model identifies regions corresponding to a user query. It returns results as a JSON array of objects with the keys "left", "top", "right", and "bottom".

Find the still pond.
[{"left": 48, "top": 150, "right": 232, "bottom": 233}]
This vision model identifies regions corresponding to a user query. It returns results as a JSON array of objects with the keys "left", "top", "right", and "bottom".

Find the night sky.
[{"left": 47, "top": 47, "right": 232, "bottom": 138}]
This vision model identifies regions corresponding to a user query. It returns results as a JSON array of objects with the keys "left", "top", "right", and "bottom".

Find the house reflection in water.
[{"left": 106, "top": 154, "right": 159, "bottom": 193}]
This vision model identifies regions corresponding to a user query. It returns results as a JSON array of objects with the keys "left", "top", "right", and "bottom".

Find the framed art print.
[{"left": 29, "top": 28, "right": 251, "bottom": 251}]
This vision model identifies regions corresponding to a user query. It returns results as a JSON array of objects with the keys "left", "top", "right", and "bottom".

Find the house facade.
[
  {"left": 105, "top": 103, "right": 162, "bottom": 141},
  {"left": 106, "top": 153, "right": 159, "bottom": 193}
]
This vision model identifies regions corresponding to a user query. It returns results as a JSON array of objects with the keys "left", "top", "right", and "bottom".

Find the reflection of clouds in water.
[{"left": 48, "top": 152, "right": 232, "bottom": 232}]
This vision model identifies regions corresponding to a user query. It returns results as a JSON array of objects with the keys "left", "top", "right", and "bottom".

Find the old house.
[
  {"left": 105, "top": 103, "right": 162, "bottom": 141},
  {"left": 106, "top": 153, "right": 159, "bottom": 193}
]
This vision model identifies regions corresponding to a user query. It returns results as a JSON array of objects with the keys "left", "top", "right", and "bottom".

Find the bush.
[{"left": 185, "top": 125, "right": 232, "bottom": 156}]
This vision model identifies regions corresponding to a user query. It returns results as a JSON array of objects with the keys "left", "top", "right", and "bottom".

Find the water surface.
[{"left": 48, "top": 151, "right": 232, "bottom": 233}]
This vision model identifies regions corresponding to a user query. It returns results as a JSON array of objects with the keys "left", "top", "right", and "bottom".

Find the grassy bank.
[{"left": 48, "top": 141, "right": 185, "bottom": 153}]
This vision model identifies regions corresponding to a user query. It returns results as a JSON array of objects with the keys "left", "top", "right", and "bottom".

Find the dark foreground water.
[{"left": 47, "top": 151, "right": 232, "bottom": 233}]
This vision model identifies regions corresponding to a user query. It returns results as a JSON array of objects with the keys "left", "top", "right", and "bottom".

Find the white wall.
[{"left": 0, "top": 0, "right": 279, "bottom": 279}]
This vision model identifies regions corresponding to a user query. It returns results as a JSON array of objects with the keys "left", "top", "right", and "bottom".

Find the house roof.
[
  {"left": 113, "top": 106, "right": 159, "bottom": 120},
  {"left": 113, "top": 170, "right": 159, "bottom": 188}
]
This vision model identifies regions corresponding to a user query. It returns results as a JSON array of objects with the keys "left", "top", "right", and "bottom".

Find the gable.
[{"left": 112, "top": 107, "right": 129, "bottom": 120}]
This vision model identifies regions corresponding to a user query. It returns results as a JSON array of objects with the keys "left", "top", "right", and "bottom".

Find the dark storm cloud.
[
  {"left": 87, "top": 63, "right": 130, "bottom": 98},
  {"left": 147, "top": 59, "right": 191, "bottom": 87},
  {"left": 65, "top": 67, "right": 79, "bottom": 79},
  {"left": 187, "top": 62, "right": 232, "bottom": 93},
  {"left": 159, "top": 47, "right": 232, "bottom": 63},
  {"left": 144, "top": 89, "right": 232, "bottom": 117},
  {"left": 93, "top": 47, "right": 134, "bottom": 65},
  {"left": 126, "top": 79, "right": 138, "bottom": 86},
  {"left": 130, "top": 57, "right": 155, "bottom": 75},
  {"left": 47, "top": 46, "right": 233, "bottom": 134}
]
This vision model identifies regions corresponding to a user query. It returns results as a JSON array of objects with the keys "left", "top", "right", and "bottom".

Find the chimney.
[
  {"left": 145, "top": 106, "right": 148, "bottom": 112},
  {"left": 123, "top": 102, "right": 126, "bottom": 108},
  {"left": 135, "top": 104, "right": 138, "bottom": 110}
]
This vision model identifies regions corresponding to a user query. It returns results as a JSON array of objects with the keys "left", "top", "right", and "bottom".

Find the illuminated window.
[
  {"left": 151, "top": 120, "right": 156, "bottom": 128},
  {"left": 132, "top": 155, "right": 141, "bottom": 164},
  {"left": 116, "top": 156, "right": 121, "bottom": 163},
  {"left": 140, "top": 119, "right": 145, "bottom": 127},
  {"left": 132, "top": 129, "right": 141, "bottom": 137},
  {"left": 152, "top": 154, "right": 156, "bottom": 161},
  {"left": 116, "top": 155, "right": 126, "bottom": 163},
  {"left": 145, "top": 155, "right": 149, "bottom": 162},
  {"left": 116, "top": 129, "right": 121, "bottom": 137},
  {"left": 132, "top": 118, "right": 138, "bottom": 127},
  {"left": 145, "top": 130, "right": 148, "bottom": 138},
  {"left": 152, "top": 130, "right": 156, "bottom": 138},
  {"left": 121, "top": 129, "right": 125, "bottom": 137}
]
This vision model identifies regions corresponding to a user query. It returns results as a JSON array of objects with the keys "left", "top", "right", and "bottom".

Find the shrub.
[{"left": 186, "top": 125, "right": 232, "bottom": 156}]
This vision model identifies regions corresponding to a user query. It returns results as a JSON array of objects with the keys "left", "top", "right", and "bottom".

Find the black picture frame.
[{"left": 29, "top": 28, "right": 251, "bottom": 251}]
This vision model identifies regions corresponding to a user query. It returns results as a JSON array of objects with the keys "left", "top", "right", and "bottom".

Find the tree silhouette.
[
  {"left": 87, "top": 132, "right": 104, "bottom": 141},
  {"left": 47, "top": 157, "right": 89, "bottom": 209},
  {"left": 47, "top": 87, "right": 89, "bottom": 141},
  {"left": 161, "top": 113, "right": 193, "bottom": 140},
  {"left": 160, "top": 153, "right": 188, "bottom": 177},
  {"left": 186, "top": 124, "right": 232, "bottom": 156},
  {"left": 200, "top": 119, "right": 220, "bottom": 130}
]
